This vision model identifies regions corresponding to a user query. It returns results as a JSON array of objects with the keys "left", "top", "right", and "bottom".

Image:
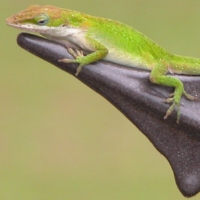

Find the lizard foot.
[
  {"left": 163, "top": 91, "right": 197, "bottom": 123},
  {"left": 58, "top": 48, "right": 84, "bottom": 63},
  {"left": 58, "top": 48, "right": 85, "bottom": 76}
]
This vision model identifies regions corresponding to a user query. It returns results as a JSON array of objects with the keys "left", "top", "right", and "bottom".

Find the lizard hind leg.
[{"left": 149, "top": 64, "right": 186, "bottom": 123}]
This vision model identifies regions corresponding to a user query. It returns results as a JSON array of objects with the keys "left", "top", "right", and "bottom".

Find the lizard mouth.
[{"left": 6, "top": 21, "right": 60, "bottom": 36}]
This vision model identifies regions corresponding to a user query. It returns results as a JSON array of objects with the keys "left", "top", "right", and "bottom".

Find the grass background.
[{"left": 1, "top": 0, "right": 200, "bottom": 199}]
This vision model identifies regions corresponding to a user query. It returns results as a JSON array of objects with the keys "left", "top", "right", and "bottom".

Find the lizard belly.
[{"left": 103, "top": 50, "right": 151, "bottom": 70}]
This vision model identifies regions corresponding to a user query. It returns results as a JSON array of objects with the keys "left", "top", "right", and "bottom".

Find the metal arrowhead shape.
[{"left": 17, "top": 33, "right": 200, "bottom": 197}]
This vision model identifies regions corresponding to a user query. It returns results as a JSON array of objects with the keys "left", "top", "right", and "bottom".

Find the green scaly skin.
[{"left": 6, "top": 5, "right": 200, "bottom": 123}]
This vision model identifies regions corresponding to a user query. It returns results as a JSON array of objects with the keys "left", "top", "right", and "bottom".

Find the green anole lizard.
[{"left": 6, "top": 5, "right": 200, "bottom": 123}]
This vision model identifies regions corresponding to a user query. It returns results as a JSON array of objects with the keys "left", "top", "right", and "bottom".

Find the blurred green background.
[{"left": 1, "top": 0, "right": 200, "bottom": 199}]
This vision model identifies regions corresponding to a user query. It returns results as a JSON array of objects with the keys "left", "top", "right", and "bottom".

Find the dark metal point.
[{"left": 17, "top": 33, "right": 200, "bottom": 197}]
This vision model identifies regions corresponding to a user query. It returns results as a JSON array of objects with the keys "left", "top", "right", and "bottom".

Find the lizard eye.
[{"left": 35, "top": 14, "right": 49, "bottom": 25}]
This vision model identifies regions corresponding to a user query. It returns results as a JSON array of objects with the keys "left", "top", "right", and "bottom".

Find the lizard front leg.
[{"left": 58, "top": 36, "right": 108, "bottom": 76}]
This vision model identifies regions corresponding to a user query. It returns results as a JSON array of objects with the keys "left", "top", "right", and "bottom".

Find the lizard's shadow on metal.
[{"left": 17, "top": 33, "right": 200, "bottom": 197}]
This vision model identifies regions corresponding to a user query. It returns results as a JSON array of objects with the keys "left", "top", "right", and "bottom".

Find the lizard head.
[
  {"left": 6, "top": 5, "right": 87, "bottom": 37},
  {"left": 6, "top": 5, "right": 62, "bottom": 28}
]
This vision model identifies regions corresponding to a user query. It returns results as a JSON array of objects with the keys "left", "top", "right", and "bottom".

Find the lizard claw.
[
  {"left": 183, "top": 91, "right": 198, "bottom": 101},
  {"left": 169, "top": 92, "right": 174, "bottom": 97},
  {"left": 164, "top": 102, "right": 180, "bottom": 123},
  {"left": 163, "top": 97, "right": 174, "bottom": 103},
  {"left": 58, "top": 48, "right": 84, "bottom": 63},
  {"left": 163, "top": 96, "right": 181, "bottom": 123},
  {"left": 58, "top": 58, "right": 74, "bottom": 63},
  {"left": 68, "top": 48, "right": 84, "bottom": 58}
]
